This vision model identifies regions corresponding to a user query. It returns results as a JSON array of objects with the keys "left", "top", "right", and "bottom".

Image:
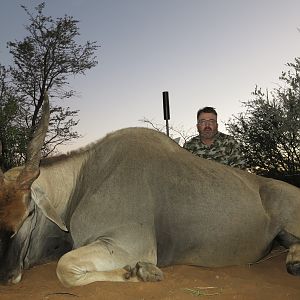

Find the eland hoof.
[
  {"left": 124, "top": 262, "right": 164, "bottom": 282},
  {"left": 287, "top": 261, "right": 300, "bottom": 276}
]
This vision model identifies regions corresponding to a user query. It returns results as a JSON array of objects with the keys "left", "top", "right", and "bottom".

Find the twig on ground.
[
  {"left": 183, "top": 286, "right": 222, "bottom": 297},
  {"left": 44, "top": 292, "right": 79, "bottom": 299},
  {"left": 248, "top": 248, "right": 288, "bottom": 266}
]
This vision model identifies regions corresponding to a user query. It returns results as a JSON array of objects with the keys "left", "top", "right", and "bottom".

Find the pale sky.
[{"left": 1, "top": 0, "right": 300, "bottom": 151}]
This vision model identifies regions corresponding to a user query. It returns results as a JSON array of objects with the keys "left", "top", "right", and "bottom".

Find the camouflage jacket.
[{"left": 183, "top": 132, "right": 246, "bottom": 169}]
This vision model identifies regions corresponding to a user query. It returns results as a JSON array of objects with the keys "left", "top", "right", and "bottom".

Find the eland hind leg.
[{"left": 276, "top": 230, "right": 300, "bottom": 275}]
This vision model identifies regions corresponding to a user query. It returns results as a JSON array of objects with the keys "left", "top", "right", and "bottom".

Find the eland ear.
[{"left": 31, "top": 185, "right": 68, "bottom": 232}]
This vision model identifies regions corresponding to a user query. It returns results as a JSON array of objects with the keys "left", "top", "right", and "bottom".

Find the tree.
[
  {"left": 0, "top": 2, "right": 99, "bottom": 170},
  {"left": 139, "top": 117, "right": 197, "bottom": 146},
  {"left": 226, "top": 58, "right": 300, "bottom": 184},
  {"left": 0, "top": 65, "right": 27, "bottom": 169}
]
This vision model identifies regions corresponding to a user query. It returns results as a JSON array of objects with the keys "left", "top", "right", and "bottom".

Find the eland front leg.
[{"left": 56, "top": 239, "right": 161, "bottom": 287}]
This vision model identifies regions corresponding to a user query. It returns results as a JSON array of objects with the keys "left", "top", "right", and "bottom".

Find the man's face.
[{"left": 197, "top": 112, "right": 218, "bottom": 140}]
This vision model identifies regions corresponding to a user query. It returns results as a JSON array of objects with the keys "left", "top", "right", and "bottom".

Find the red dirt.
[{"left": 0, "top": 249, "right": 299, "bottom": 300}]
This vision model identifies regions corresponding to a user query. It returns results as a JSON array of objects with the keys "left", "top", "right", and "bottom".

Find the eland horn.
[{"left": 17, "top": 92, "right": 50, "bottom": 189}]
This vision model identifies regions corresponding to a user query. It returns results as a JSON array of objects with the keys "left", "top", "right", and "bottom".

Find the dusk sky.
[{"left": 1, "top": 0, "right": 300, "bottom": 151}]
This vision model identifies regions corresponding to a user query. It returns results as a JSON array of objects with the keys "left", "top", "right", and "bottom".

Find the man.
[{"left": 183, "top": 107, "right": 245, "bottom": 169}]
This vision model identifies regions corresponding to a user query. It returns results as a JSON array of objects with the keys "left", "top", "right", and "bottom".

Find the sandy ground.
[{"left": 0, "top": 248, "right": 300, "bottom": 300}]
